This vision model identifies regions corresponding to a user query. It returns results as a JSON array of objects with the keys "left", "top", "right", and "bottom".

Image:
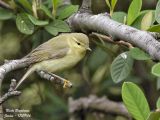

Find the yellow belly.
[{"left": 35, "top": 53, "right": 84, "bottom": 73}]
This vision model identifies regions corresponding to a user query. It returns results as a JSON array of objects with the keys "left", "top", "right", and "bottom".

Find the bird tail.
[{"left": 15, "top": 66, "right": 36, "bottom": 90}]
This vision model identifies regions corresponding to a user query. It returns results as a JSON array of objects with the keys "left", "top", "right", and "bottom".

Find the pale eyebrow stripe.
[
  {"left": 72, "top": 37, "right": 79, "bottom": 42},
  {"left": 72, "top": 37, "right": 85, "bottom": 46}
]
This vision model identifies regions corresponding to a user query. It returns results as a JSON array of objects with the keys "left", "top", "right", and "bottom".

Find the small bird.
[{"left": 15, "top": 33, "right": 91, "bottom": 89}]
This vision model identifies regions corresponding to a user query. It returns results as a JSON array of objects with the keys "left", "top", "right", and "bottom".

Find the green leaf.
[
  {"left": 152, "top": 63, "right": 160, "bottom": 77},
  {"left": 44, "top": 20, "right": 70, "bottom": 36},
  {"left": 147, "top": 111, "right": 160, "bottom": 120},
  {"left": 52, "top": 0, "right": 61, "bottom": 17},
  {"left": 0, "top": 8, "right": 14, "bottom": 20},
  {"left": 105, "top": 0, "right": 111, "bottom": 9},
  {"left": 127, "top": 0, "right": 142, "bottom": 25},
  {"left": 132, "top": 11, "right": 149, "bottom": 29},
  {"left": 57, "top": 5, "right": 79, "bottom": 20},
  {"left": 111, "top": 52, "right": 133, "bottom": 83},
  {"left": 111, "top": 0, "right": 118, "bottom": 10},
  {"left": 132, "top": 10, "right": 155, "bottom": 29},
  {"left": 39, "top": 4, "right": 53, "bottom": 19},
  {"left": 157, "top": 78, "right": 160, "bottom": 90},
  {"left": 155, "top": 0, "right": 160, "bottom": 23},
  {"left": 129, "top": 47, "right": 151, "bottom": 60},
  {"left": 52, "top": 0, "right": 62, "bottom": 10},
  {"left": 112, "top": 12, "right": 127, "bottom": 23},
  {"left": 141, "top": 11, "right": 153, "bottom": 30},
  {"left": 157, "top": 97, "right": 160, "bottom": 109},
  {"left": 15, "top": 0, "right": 32, "bottom": 11},
  {"left": 16, "top": 13, "right": 34, "bottom": 35},
  {"left": 52, "top": 0, "right": 58, "bottom": 10},
  {"left": 148, "top": 25, "right": 160, "bottom": 32},
  {"left": 122, "top": 82, "right": 150, "bottom": 120},
  {"left": 27, "top": 14, "right": 49, "bottom": 26}
]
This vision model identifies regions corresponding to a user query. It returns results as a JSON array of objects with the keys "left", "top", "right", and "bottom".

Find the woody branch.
[{"left": 68, "top": 0, "right": 160, "bottom": 61}]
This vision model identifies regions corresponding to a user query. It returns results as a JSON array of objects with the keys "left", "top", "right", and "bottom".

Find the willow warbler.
[{"left": 15, "top": 33, "right": 90, "bottom": 89}]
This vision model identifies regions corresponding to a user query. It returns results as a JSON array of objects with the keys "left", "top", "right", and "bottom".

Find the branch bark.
[
  {"left": 68, "top": 11, "right": 160, "bottom": 60},
  {"left": 0, "top": 60, "right": 72, "bottom": 118},
  {"left": 69, "top": 95, "right": 131, "bottom": 120},
  {"left": 0, "top": 0, "right": 159, "bottom": 119},
  {"left": 0, "top": 59, "right": 30, "bottom": 118},
  {"left": 0, "top": 79, "right": 21, "bottom": 104}
]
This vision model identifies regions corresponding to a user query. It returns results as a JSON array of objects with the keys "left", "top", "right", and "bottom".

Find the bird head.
[{"left": 70, "top": 33, "right": 91, "bottom": 53}]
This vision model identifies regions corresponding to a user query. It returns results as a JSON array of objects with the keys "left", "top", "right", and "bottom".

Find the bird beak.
[{"left": 87, "top": 47, "right": 92, "bottom": 51}]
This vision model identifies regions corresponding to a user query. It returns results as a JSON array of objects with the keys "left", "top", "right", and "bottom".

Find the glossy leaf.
[
  {"left": 122, "top": 82, "right": 150, "bottom": 120},
  {"left": 15, "top": 0, "right": 32, "bottom": 11},
  {"left": 147, "top": 111, "right": 160, "bottom": 120},
  {"left": 52, "top": 0, "right": 62, "bottom": 16},
  {"left": 52, "top": 0, "right": 62, "bottom": 10},
  {"left": 27, "top": 15, "right": 49, "bottom": 26},
  {"left": 129, "top": 47, "right": 151, "bottom": 60},
  {"left": 141, "top": 11, "right": 153, "bottom": 30},
  {"left": 16, "top": 13, "right": 34, "bottom": 35},
  {"left": 45, "top": 20, "right": 70, "bottom": 36},
  {"left": 39, "top": 5, "right": 53, "bottom": 19},
  {"left": 148, "top": 25, "right": 160, "bottom": 32},
  {"left": 112, "top": 12, "right": 127, "bottom": 23},
  {"left": 111, "top": 0, "right": 118, "bottom": 10},
  {"left": 0, "top": 8, "right": 14, "bottom": 20},
  {"left": 132, "top": 11, "right": 149, "bottom": 29},
  {"left": 111, "top": 52, "right": 133, "bottom": 83},
  {"left": 105, "top": 0, "right": 111, "bottom": 9},
  {"left": 152, "top": 63, "right": 160, "bottom": 77},
  {"left": 157, "top": 78, "right": 160, "bottom": 90},
  {"left": 157, "top": 97, "right": 160, "bottom": 109},
  {"left": 155, "top": 0, "right": 160, "bottom": 23},
  {"left": 57, "top": 5, "right": 79, "bottom": 20},
  {"left": 127, "top": 0, "right": 142, "bottom": 25}
]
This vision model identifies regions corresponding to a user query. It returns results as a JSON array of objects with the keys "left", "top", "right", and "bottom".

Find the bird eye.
[{"left": 77, "top": 42, "right": 81, "bottom": 45}]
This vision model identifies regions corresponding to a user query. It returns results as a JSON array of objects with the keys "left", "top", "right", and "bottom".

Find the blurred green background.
[{"left": 0, "top": 0, "right": 160, "bottom": 120}]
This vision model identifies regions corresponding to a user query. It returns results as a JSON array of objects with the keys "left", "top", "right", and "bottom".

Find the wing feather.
[{"left": 24, "top": 36, "right": 69, "bottom": 63}]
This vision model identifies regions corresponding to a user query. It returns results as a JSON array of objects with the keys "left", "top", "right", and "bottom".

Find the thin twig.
[
  {"left": 91, "top": 32, "right": 134, "bottom": 48},
  {"left": 0, "top": 79, "right": 21, "bottom": 105},
  {"left": 37, "top": 70, "right": 73, "bottom": 88},
  {"left": 0, "top": 71, "right": 73, "bottom": 104}
]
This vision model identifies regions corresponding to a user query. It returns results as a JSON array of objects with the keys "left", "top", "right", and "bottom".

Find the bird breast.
[{"left": 35, "top": 51, "right": 85, "bottom": 73}]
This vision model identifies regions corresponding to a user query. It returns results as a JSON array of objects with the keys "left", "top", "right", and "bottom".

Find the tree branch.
[
  {"left": 68, "top": 95, "right": 131, "bottom": 120},
  {"left": 0, "top": 60, "right": 72, "bottom": 117},
  {"left": 68, "top": 10, "right": 160, "bottom": 60},
  {"left": 0, "top": 0, "right": 159, "bottom": 118},
  {"left": 37, "top": 71, "right": 73, "bottom": 88},
  {"left": 91, "top": 32, "right": 134, "bottom": 48},
  {"left": 0, "top": 79, "right": 21, "bottom": 105},
  {"left": 0, "top": 68, "right": 73, "bottom": 104}
]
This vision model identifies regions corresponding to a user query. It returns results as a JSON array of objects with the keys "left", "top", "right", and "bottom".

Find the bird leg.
[
  {"left": 63, "top": 79, "right": 72, "bottom": 88},
  {"left": 37, "top": 71, "right": 73, "bottom": 88}
]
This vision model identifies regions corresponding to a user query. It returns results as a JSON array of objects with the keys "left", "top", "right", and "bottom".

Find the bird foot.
[{"left": 63, "top": 79, "right": 73, "bottom": 88}]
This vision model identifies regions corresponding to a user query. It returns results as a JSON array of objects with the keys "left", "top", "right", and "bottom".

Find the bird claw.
[{"left": 63, "top": 80, "right": 73, "bottom": 88}]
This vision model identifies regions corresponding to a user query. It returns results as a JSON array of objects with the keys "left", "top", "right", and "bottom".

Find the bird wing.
[{"left": 24, "top": 36, "right": 69, "bottom": 63}]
